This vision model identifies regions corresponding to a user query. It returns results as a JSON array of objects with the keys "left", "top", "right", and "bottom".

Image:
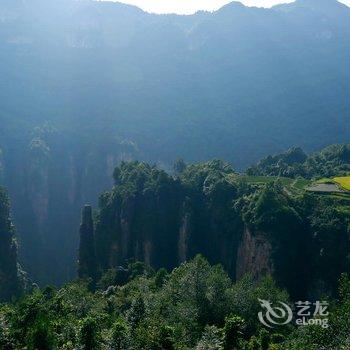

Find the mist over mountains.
[
  {"left": 2, "top": 0, "right": 350, "bottom": 166},
  {"left": 1, "top": 0, "right": 350, "bottom": 284}
]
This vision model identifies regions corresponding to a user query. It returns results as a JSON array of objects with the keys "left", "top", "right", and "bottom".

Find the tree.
[
  {"left": 127, "top": 295, "right": 145, "bottom": 330},
  {"left": 158, "top": 325, "right": 176, "bottom": 350},
  {"left": 26, "top": 317, "right": 54, "bottom": 350},
  {"left": 110, "top": 319, "right": 129, "bottom": 350},
  {"left": 79, "top": 317, "right": 99, "bottom": 350},
  {"left": 154, "top": 268, "right": 168, "bottom": 289},
  {"left": 247, "top": 336, "right": 260, "bottom": 350},
  {"left": 223, "top": 316, "right": 245, "bottom": 350},
  {"left": 173, "top": 158, "right": 187, "bottom": 175},
  {"left": 259, "top": 329, "right": 270, "bottom": 350},
  {"left": 196, "top": 325, "right": 224, "bottom": 350}
]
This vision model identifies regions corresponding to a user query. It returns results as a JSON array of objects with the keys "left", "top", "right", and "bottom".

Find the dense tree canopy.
[
  {"left": 247, "top": 144, "right": 350, "bottom": 179},
  {"left": 1, "top": 256, "right": 350, "bottom": 349}
]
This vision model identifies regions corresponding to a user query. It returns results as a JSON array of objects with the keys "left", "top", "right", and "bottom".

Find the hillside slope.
[{"left": 79, "top": 159, "right": 350, "bottom": 299}]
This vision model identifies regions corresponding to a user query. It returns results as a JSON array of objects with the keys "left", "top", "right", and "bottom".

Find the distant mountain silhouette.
[{"left": 1, "top": 0, "right": 350, "bottom": 166}]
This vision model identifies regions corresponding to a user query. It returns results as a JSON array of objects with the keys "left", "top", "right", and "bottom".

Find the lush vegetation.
[
  {"left": 2, "top": 256, "right": 350, "bottom": 350},
  {"left": 73, "top": 159, "right": 350, "bottom": 300},
  {"left": 247, "top": 145, "right": 350, "bottom": 179},
  {"left": 1, "top": 149, "right": 350, "bottom": 347}
]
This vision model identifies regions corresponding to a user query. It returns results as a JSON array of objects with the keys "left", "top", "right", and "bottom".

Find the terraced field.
[
  {"left": 307, "top": 183, "right": 342, "bottom": 193},
  {"left": 311, "top": 176, "right": 350, "bottom": 193},
  {"left": 333, "top": 177, "right": 350, "bottom": 191},
  {"left": 232, "top": 174, "right": 350, "bottom": 197},
  {"left": 240, "top": 176, "right": 311, "bottom": 194}
]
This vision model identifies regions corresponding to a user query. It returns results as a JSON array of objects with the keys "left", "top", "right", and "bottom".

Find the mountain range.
[{"left": 1, "top": 0, "right": 350, "bottom": 284}]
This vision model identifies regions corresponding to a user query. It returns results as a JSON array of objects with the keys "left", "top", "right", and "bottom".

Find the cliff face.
[
  {"left": 78, "top": 205, "right": 97, "bottom": 281},
  {"left": 1, "top": 128, "right": 137, "bottom": 285},
  {"left": 96, "top": 186, "right": 183, "bottom": 272},
  {"left": 178, "top": 199, "right": 192, "bottom": 264},
  {"left": 93, "top": 161, "right": 267, "bottom": 282},
  {"left": 236, "top": 227, "right": 273, "bottom": 281},
  {"left": 0, "top": 187, "right": 21, "bottom": 301},
  {"left": 95, "top": 188, "right": 273, "bottom": 284},
  {"left": 88, "top": 161, "right": 349, "bottom": 300}
]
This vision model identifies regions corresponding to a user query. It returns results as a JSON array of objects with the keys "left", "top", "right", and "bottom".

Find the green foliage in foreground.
[{"left": 1, "top": 256, "right": 350, "bottom": 350}]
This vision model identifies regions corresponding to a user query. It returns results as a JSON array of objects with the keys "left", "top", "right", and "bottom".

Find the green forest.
[
  {"left": 2, "top": 256, "right": 350, "bottom": 350},
  {"left": 1, "top": 144, "right": 350, "bottom": 349}
]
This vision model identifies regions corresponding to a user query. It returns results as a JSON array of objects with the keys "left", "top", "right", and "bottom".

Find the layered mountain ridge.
[{"left": 1, "top": 0, "right": 350, "bottom": 284}]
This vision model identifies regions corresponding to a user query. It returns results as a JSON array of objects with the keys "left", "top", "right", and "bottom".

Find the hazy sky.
[{"left": 111, "top": 0, "right": 350, "bottom": 14}]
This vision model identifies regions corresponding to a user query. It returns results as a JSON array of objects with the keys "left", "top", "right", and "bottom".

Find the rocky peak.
[{"left": 78, "top": 204, "right": 97, "bottom": 281}]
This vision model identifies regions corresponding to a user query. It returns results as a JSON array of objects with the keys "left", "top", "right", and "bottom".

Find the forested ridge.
[
  {"left": 77, "top": 153, "right": 350, "bottom": 300},
  {"left": 1, "top": 144, "right": 350, "bottom": 348}
]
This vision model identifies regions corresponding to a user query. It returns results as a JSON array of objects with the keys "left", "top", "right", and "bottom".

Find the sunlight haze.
[{"left": 107, "top": 0, "right": 350, "bottom": 14}]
